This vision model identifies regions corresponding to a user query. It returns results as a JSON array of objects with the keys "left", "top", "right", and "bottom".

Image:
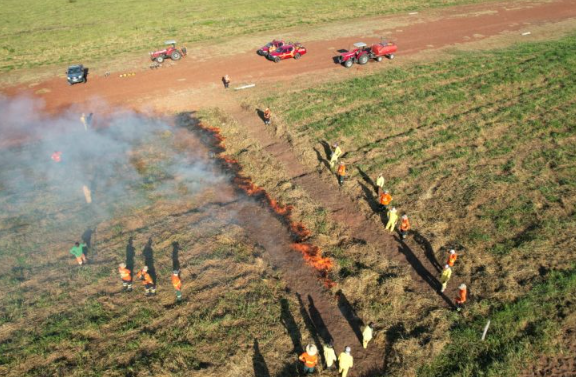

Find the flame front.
[{"left": 197, "top": 121, "right": 335, "bottom": 288}]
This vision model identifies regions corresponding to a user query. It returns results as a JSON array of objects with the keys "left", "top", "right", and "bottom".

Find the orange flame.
[{"left": 196, "top": 121, "right": 335, "bottom": 288}]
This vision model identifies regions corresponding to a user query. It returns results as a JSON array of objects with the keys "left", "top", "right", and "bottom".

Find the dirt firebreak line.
[{"left": 195, "top": 122, "right": 335, "bottom": 288}]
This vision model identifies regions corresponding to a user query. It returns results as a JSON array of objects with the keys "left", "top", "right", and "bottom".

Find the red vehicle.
[
  {"left": 150, "top": 40, "right": 187, "bottom": 64},
  {"left": 267, "top": 43, "right": 307, "bottom": 63},
  {"left": 257, "top": 40, "right": 285, "bottom": 56},
  {"left": 338, "top": 41, "right": 397, "bottom": 68}
]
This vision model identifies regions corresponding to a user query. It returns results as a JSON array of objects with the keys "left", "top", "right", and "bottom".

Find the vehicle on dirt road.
[
  {"left": 338, "top": 41, "right": 397, "bottom": 68},
  {"left": 257, "top": 39, "right": 285, "bottom": 56},
  {"left": 66, "top": 65, "right": 87, "bottom": 85},
  {"left": 267, "top": 42, "right": 307, "bottom": 63},
  {"left": 150, "top": 40, "right": 187, "bottom": 64}
]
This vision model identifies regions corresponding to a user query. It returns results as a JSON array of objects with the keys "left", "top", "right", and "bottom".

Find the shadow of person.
[
  {"left": 397, "top": 238, "right": 455, "bottom": 309},
  {"left": 256, "top": 108, "right": 266, "bottom": 122},
  {"left": 413, "top": 231, "right": 442, "bottom": 273},
  {"left": 172, "top": 241, "right": 181, "bottom": 271},
  {"left": 125, "top": 237, "right": 135, "bottom": 272},
  {"left": 81, "top": 227, "right": 94, "bottom": 257},
  {"left": 307, "top": 295, "right": 333, "bottom": 344},
  {"left": 142, "top": 238, "right": 156, "bottom": 284},
  {"left": 336, "top": 290, "right": 363, "bottom": 345},
  {"left": 382, "top": 322, "right": 407, "bottom": 373},
  {"left": 319, "top": 140, "right": 332, "bottom": 160},
  {"left": 296, "top": 293, "right": 324, "bottom": 365},
  {"left": 358, "top": 182, "right": 381, "bottom": 214},
  {"left": 357, "top": 167, "right": 377, "bottom": 192},
  {"left": 313, "top": 147, "right": 331, "bottom": 172},
  {"left": 253, "top": 338, "right": 271, "bottom": 377},
  {"left": 280, "top": 298, "right": 304, "bottom": 354}
]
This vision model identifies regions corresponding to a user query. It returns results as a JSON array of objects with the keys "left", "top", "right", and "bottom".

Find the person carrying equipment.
[
  {"left": 379, "top": 190, "right": 392, "bottom": 212},
  {"left": 172, "top": 270, "right": 182, "bottom": 301},
  {"left": 263, "top": 108, "right": 272, "bottom": 125},
  {"left": 440, "top": 264, "right": 452, "bottom": 293},
  {"left": 70, "top": 242, "right": 87, "bottom": 265},
  {"left": 299, "top": 344, "right": 318, "bottom": 374},
  {"left": 330, "top": 143, "right": 342, "bottom": 169},
  {"left": 455, "top": 283, "right": 467, "bottom": 311},
  {"left": 118, "top": 263, "right": 132, "bottom": 291},
  {"left": 385, "top": 207, "right": 398, "bottom": 233},
  {"left": 376, "top": 173, "right": 385, "bottom": 192},
  {"left": 337, "top": 162, "right": 346, "bottom": 186},
  {"left": 447, "top": 249, "right": 458, "bottom": 267},
  {"left": 323, "top": 341, "right": 337, "bottom": 370},
  {"left": 338, "top": 346, "right": 354, "bottom": 377},
  {"left": 400, "top": 215, "right": 411, "bottom": 239},
  {"left": 136, "top": 266, "right": 156, "bottom": 296},
  {"left": 362, "top": 322, "right": 374, "bottom": 349}
]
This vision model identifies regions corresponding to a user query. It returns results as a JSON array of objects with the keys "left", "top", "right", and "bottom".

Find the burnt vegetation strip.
[{"left": 418, "top": 267, "right": 576, "bottom": 376}]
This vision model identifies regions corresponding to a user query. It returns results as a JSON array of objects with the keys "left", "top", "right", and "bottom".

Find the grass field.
[
  {"left": 0, "top": 0, "right": 491, "bottom": 72},
  {"left": 248, "top": 33, "right": 576, "bottom": 374}
]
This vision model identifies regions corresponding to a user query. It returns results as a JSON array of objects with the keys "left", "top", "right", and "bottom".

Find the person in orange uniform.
[
  {"left": 455, "top": 283, "right": 467, "bottom": 311},
  {"left": 118, "top": 263, "right": 132, "bottom": 292},
  {"left": 447, "top": 249, "right": 458, "bottom": 267},
  {"left": 136, "top": 266, "right": 156, "bottom": 296},
  {"left": 263, "top": 108, "right": 272, "bottom": 125},
  {"left": 171, "top": 270, "right": 182, "bottom": 301},
  {"left": 299, "top": 344, "right": 318, "bottom": 374},
  {"left": 399, "top": 214, "right": 411, "bottom": 239},
  {"left": 379, "top": 190, "right": 392, "bottom": 212},
  {"left": 337, "top": 162, "right": 346, "bottom": 186}
]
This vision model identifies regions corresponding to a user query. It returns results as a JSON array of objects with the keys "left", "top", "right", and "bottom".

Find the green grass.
[
  {"left": 265, "top": 34, "right": 576, "bottom": 257},
  {"left": 1, "top": 0, "right": 492, "bottom": 72},
  {"left": 419, "top": 267, "right": 576, "bottom": 377}
]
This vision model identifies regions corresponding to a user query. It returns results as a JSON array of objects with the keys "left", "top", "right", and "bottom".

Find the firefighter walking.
[
  {"left": 330, "top": 143, "right": 342, "bottom": 169},
  {"left": 385, "top": 207, "right": 398, "bottom": 233},
  {"left": 136, "top": 266, "right": 156, "bottom": 296},
  {"left": 337, "top": 162, "right": 346, "bottom": 186},
  {"left": 263, "top": 108, "right": 272, "bottom": 125},
  {"left": 338, "top": 346, "right": 354, "bottom": 377},
  {"left": 447, "top": 249, "right": 458, "bottom": 267},
  {"left": 299, "top": 344, "right": 318, "bottom": 374},
  {"left": 362, "top": 322, "right": 374, "bottom": 349},
  {"left": 400, "top": 214, "right": 411, "bottom": 239},
  {"left": 118, "top": 263, "right": 133, "bottom": 291},
  {"left": 440, "top": 264, "right": 452, "bottom": 293},
  {"left": 379, "top": 190, "right": 392, "bottom": 212},
  {"left": 455, "top": 283, "right": 467, "bottom": 311},
  {"left": 172, "top": 270, "right": 183, "bottom": 301}
]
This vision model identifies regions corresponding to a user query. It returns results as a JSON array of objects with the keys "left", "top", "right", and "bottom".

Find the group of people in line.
[
  {"left": 327, "top": 141, "right": 468, "bottom": 310},
  {"left": 298, "top": 322, "right": 374, "bottom": 376}
]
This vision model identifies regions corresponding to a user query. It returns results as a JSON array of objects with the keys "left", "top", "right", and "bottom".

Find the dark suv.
[{"left": 67, "top": 65, "right": 86, "bottom": 85}]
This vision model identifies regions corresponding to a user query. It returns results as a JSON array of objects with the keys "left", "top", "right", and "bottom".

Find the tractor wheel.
[
  {"left": 156, "top": 56, "right": 164, "bottom": 64},
  {"left": 376, "top": 56, "right": 383, "bottom": 62},
  {"left": 171, "top": 51, "right": 182, "bottom": 61},
  {"left": 344, "top": 59, "right": 353, "bottom": 68},
  {"left": 274, "top": 57, "right": 280, "bottom": 63},
  {"left": 294, "top": 53, "right": 301, "bottom": 60},
  {"left": 358, "top": 54, "right": 369, "bottom": 65},
  {"left": 387, "top": 54, "right": 395, "bottom": 60}
]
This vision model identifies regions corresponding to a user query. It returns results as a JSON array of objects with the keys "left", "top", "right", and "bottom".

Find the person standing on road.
[
  {"left": 70, "top": 241, "right": 87, "bottom": 265},
  {"left": 118, "top": 263, "right": 133, "bottom": 291},
  {"left": 171, "top": 270, "right": 183, "bottom": 301},
  {"left": 337, "top": 162, "right": 346, "bottom": 186},
  {"left": 338, "top": 346, "right": 353, "bottom": 377},
  {"left": 299, "top": 344, "right": 318, "bottom": 374},
  {"left": 263, "top": 108, "right": 272, "bottom": 125},
  {"left": 455, "top": 283, "right": 467, "bottom": 311},
  {"left": 362, "top": 322, "right": 374, "bottom": 349},
  {"left": 399, "top": 214, "right": 411, "bottom": 239},
  {"left": 385, "top": 207, "right": 398, "bottom": 233},
  {"left": 376, "top": 173, "right": 385, "bottom": 193},
  {"left": 379, "top": 190, "right": 392, "bottom": 212},
  {"left": 323, "top": 341, "right": 337, "bottom": 370},
  {"left": 330, "top": 143, "right": 343, "bottom": 169},
  {"left": 447, "top": 249, "right": 458, "bottom": 267},
  {"left": 440, "top": 264, "right": 452, "bottom": 293},
  {"left": 136, "top": 266, "right": 156, "bottom": 296},
  {"left": 222, "top": 74, "right": 230, "bottom": 89}
]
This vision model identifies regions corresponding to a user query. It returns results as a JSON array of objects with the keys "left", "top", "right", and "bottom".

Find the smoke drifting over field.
[{"left": 0, "top": 95, "right": 226, "bottom": 223}]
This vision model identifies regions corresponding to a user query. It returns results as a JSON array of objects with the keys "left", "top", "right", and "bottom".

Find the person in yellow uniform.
[{"left": 338, "top": 346, "right": 353, "bottom": 377}]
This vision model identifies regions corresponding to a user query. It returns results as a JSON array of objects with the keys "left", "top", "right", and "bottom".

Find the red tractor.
[
  {"left": 338, "top": 41, "right": 397, "bottom": 68},
  {"left": 150, "top": 40, "right": 187, "bottom": 64},
  {"left": 257, "top": 40, "right": 285, "bottom": 56},
  {"left": 267, "top": 42, "right": 307, "bottom": 63}
]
